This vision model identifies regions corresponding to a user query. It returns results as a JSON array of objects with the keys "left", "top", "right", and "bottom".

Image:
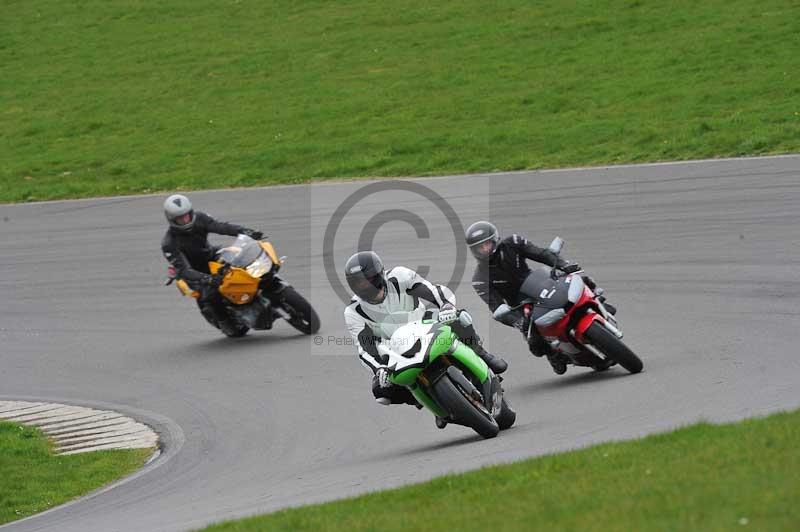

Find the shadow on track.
[
  {"left": 514, "top": 367, "right": 633, "bottom": 398},
  {"left": 180, "top": 331, "right": 310, "bottom": 356},
  {"left": 369, "top": 432, "right": 487, "bottom": 462}
]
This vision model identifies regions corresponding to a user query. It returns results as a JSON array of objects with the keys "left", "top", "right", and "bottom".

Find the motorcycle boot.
[
  {"left": 529, "top": 329, "right": 568, "bottom": 374},
  {"left": 452, "top": 321, "right": 508, "bottom": 375},
  {"left": 450, "top": 315, "right": 508, "bottom": 374},
  {"left": 199, "top": 303, "right": 221, "bottom": 328},
  {"left": 478, "top": 351, "right": 509, "bottom": 375},
  {"left": 527, "top": 330, "right": 551, "bottom": 358},
  {"left": 199, "top": 300, "right": 232, "bottom": 331},
  {"left": 547, "top": 353, "right": 568, "bottom": 375}
]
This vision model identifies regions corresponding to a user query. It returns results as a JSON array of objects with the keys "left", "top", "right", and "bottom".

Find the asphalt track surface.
[{"left": 1, "top": 156, "right": 799, "bottom": 531}]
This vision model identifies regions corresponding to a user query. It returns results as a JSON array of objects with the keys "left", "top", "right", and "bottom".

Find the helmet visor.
[
  {"left": 347, "top": 272, "right": 386, "bottom": 304},
  {"left": 173, "top": 212, "right": 194, "bottom": 227},
  {"left": 469, "top": 239, "right": 496, "bottom": 260}
]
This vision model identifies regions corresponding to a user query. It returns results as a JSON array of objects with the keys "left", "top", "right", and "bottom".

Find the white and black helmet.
[
  {"left": 164, "top": 194, "right": 196, "bottom": 231},
  {"left": 465, "top": 221, "right": 500, "bottom": 260},
  {"left": 344, "top": 251, "right": 388, "bottom": 304}
]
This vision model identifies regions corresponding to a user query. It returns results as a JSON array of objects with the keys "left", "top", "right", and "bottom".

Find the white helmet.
[{"left": 164, "top": 194, "right": 196, "bottom": 231}]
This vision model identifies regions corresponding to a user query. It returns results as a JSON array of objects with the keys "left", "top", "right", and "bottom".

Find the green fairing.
[
  {"left": 391, "top": 326, "right": 489, "bottom": 417},
  {"left": 410, "top": 387, "right": 447, "bottom": 417},
  {"left": 428, "top": 325, "right": 455, "bottom": 358},
  {"left": 440, "top": 329, "right": 490, "bottom": 383},
  {"left": 392, "top": 366, "right": 422, "bottom": 386},
  {"left": 390, "top": 324, "right": 450, "bottom": 386}
]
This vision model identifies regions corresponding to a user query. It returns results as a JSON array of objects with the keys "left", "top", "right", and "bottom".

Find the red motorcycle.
[{"left": 494, "top": 238, "right": 643, "bottom": 374}]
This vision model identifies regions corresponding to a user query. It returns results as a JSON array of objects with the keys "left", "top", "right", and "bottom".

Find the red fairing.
[
  {"left": 538, "top": 287, "right": 597, "bottom": 339},
  {"left": 574, "top": 287, "right": 602, "bottom": 342}
]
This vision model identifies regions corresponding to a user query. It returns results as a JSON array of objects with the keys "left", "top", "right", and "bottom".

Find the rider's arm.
[
  {"left": 509, "top": 234, "right": 569, "bottom": 269},
  {"left": 471, "top": 268, "right": 505, "bottom": 313},
  {"left": 161, "top": 234, "right": 210, "bottom": 284},
  {"left": 397, "top": 267, "right": 455, "bottom": 309},
  {"left": 344, "top": 304, "right": 384, "bottom": 374},
  {"left": 196, "top": 211, "right": 247, "bottom": 237}
]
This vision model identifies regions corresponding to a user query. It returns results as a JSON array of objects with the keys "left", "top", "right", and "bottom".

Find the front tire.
[
  {"left": 433, "top": 376, "right": 499, "bottom": 439},
  {"left": 583, "top": 322, "right": 643, "bottom": 374},
  {"left": 279, "top": 287, "right": 321, "bottom": 335}
]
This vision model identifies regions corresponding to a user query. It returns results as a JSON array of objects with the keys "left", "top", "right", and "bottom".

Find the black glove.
[
  {"left": 203, "top": 274, "right": 223, "bottom": 290},
  {"left": 242, "top": 229, "right": 264, "bottom": 240},
  {"left": 562, "top": 263, "right": 582, "bottom": 274},
  {"left": 204, "top": 267, "right": 228, "bottom": 290}
]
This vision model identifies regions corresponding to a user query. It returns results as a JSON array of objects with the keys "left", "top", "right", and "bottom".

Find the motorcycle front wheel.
[
  {"left": 432, "top": 375, "right": 499, "bottom": 439},
  {"left": 583, "top": 322, "right": 643, "bottom": 374},
  {"left": 279, "top": 287, "right": 321, "bottom": 335}
]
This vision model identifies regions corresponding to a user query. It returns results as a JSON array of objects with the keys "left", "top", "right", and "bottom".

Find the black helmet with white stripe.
[
  {"left": 164, "top": 194, "right": 196, "bottom": 231},
  {"left": 465, "top": 221, "right": 500, "bottom": 260},
  {"left": 345, "top": 251, "right": 387, "bottom": 304}
]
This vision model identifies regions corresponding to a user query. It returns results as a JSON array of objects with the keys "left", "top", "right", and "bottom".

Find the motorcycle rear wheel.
[
  {"left": 583, "top": 322, "right": 643, "bottom": 374},
  {"left": 433, "top": 376, "right": 499, "bottom": 439}
]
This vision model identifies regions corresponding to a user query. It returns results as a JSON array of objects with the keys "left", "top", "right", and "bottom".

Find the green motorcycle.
[{"left": 377, "top": 319, "right": 516, "bottom": 438}]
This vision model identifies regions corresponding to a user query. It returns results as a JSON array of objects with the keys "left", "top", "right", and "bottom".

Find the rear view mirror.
[{"left": 548, "top": 237, "right": 564, "bottom": 255}]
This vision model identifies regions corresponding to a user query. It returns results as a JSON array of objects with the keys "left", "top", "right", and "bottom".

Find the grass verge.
[
  {"left": 0, "top": 421, "right": 152, "bottom": 525},
  {"left": 2, "top": 1, "right": 799, "bottom": 202},
  {"left": 203, "top": 409, "right": 799, "bottom": 531}
]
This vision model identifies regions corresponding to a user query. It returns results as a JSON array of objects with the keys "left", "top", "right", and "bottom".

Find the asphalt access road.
[{"left": 1, "top": 156, "right": 798, "bottom": 531}]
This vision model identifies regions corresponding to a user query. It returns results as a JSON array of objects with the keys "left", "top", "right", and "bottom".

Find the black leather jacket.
[
  {"left": 471, "top": 234, "right": 569, "bottom": 312},
  {"left": 161, "top": 212, "right": 247, "bottom": 284}
]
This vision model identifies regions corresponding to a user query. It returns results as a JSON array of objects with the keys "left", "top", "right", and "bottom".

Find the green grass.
[
  {"left": 203, "top": 410, "right": 800, "bottom": 532},
  {"left": 2, "top": 1, "right": 799, "bottom": 202},
  {"left": 0, "top": 421, "right": 151, "bottom": 525}
]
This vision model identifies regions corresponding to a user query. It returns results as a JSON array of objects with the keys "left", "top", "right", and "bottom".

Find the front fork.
[
  {"left": 414, "top": 359, "right": 502, "bottom": 420},
  {"left": 567, "top": 308, "right": 624, "bottom": 365},
  {"left": 260, "top": 274, "right": 292, "bottom": 320}
]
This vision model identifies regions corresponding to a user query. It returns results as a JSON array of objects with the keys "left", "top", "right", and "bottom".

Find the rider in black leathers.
[
  {"left": 466, "top": 221, "right": 612, "bottom": 374},
  {"left": 161, "top": 194, "right": 263, "bottom": 329}
]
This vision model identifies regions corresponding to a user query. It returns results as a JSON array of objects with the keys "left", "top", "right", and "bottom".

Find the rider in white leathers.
[{"left": 343, "top": 251, "right": 507, "bottom": 408}]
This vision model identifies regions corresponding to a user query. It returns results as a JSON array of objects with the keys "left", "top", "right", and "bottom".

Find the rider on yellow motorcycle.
[{"left": 161, "top": 194, "right": 264, "bottom": 331}]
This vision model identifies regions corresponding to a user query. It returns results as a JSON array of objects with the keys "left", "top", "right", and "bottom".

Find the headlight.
[{"left": 246, "top": 253, "right": 271, "bottom": 278}]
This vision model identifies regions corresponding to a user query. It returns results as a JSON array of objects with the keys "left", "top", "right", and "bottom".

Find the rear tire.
[
  {"left": 583, "top": 322, "right": 643, "bottom": 374},
  {"left": 279, "top": 288, "right": 321, "bottom": 335},
  {"left": 433, "top": 376, "right": 499, "bottom": 439},
  {"left": 496, "top": 398, "right": 516, "bottom": 430}
]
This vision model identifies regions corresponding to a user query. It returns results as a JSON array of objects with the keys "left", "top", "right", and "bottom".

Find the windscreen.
[{"left": 217, "top": 235, "right": 264, "bottom": 267}]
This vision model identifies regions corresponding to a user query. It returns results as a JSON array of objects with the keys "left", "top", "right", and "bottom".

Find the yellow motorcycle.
[{"left": 168, "top": 234, "right": 320, "bottom": 337}]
